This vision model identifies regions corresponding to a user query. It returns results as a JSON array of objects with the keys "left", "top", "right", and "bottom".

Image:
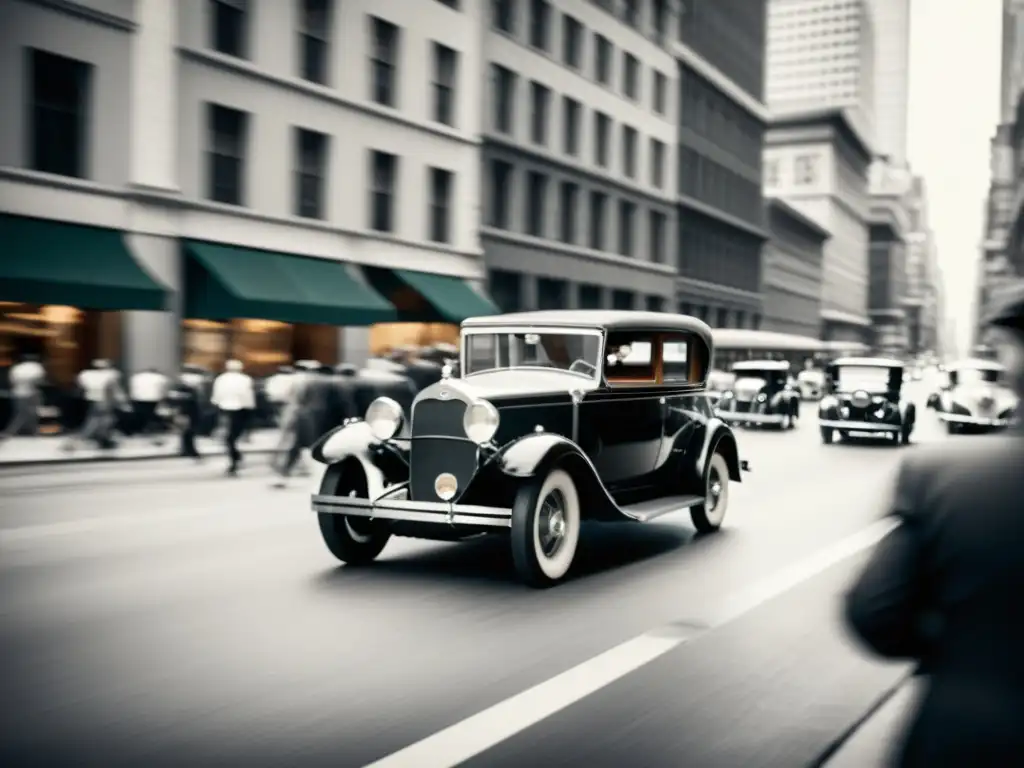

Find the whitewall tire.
[
  {"left": 510, "top": 468, "right": 582, "bottom": 588},
  {"left": 690, "top": 452, "right": 730, "bottom": 534}
]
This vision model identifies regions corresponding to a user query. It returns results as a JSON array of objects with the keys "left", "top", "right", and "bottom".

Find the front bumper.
[
  {"left": 818, "top": 419, "right": 900, "bottom": 432},
  {"left": 937, "top": 413, "right": 1011, "bottom": 427},
  {"left": 716, "top": 410, "right": 785, "bottom": 424},
  {"left": 311, "top": 485, "right": 512, "bottom": 528}
]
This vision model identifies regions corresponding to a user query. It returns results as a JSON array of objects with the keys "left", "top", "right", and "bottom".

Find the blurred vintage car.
[
  {"left": 818, "top": 357, "right": 915, "bottom": 445},
  {"left": 714, "top": 360, "right": 801, "bottom": 429},
  {"left": 927, "top": 358, "right": 1017, "bottom": 434},
  {"left": 309, "top": 310, "right": 749, "bottom": 587},
  {"left": 705, "top": 369, "right": 736, "bottom": 406},
  {"left": 796, "top": 367, "right": 826, "bottom": 400}
]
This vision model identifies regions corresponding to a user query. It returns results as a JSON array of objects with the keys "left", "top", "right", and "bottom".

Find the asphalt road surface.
[{"left": 0, "top": 382, "right": 970, "bottom": 767}]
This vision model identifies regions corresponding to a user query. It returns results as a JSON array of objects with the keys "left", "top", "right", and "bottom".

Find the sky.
[{"left": 906, "top": 0, "right": 1002, "bottom": 357}]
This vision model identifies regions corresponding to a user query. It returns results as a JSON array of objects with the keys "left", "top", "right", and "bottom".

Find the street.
[{"left": 0, "top": 383, "right": 959, "bottom": 767}]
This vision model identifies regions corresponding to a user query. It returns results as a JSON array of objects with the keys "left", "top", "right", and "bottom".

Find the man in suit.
[{"left": 844, "top": 286, "right": 1024, "bottom": 766}]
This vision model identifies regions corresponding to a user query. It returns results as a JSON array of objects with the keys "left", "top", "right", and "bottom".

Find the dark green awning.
[
  {"left": 364, "top": 267, "right": 499, "bottom": 323},
  {"left": 184, "top": 241, "right": 396, "bottom": 326},
  {"left": 0, "top": 214, "right": 168, "bottom": 311}
]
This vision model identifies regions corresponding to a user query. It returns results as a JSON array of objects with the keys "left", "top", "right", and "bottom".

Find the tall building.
[
  {"left": 903, "top": 177, "right": 944, "bottom": 355},
  {"left": 481, "top": 0, "right": 678, "bottom": 313},
  {"left": 674, "top": 0, "right": 770, "bottom": 329},
  {"left": 867, "top": 162, "right": 913, "bottom": 356},
  {"left": 765, "top": 0, "right": 876, "bottom": 144},
  {"left": 0, "top": 0, "right": 497, "bottom": 383},
  {"left": 865, "top": 0, "right": 911, "bottom": 166}
]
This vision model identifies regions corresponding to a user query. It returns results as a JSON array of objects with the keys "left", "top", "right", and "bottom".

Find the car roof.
[
  {"left": 950, "top": 357, "right": 1004, "bottom": 371},
  {"left": 732, "top": 360, "right": 791, "bottom": 371},
  {"left": 462, "top": 310, "right": 711, "bottom": 338},
  {"left": 830, "top": 356, "right": 904, "bottom": 368}
]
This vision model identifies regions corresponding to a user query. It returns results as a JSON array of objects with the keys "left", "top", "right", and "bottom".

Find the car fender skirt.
[
  {"left": 700, "top": 424, "right": 742, "bottom": 482},
  {"left": 498, "top": 434, "right": 621, "bottom": 521}
]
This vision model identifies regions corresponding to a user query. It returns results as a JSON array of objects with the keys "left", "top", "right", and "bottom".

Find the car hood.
[
  {"left": 732, "top": 377, "right": 768, "bottom": 400},
  {"left": 425, "top": 370, "right": 592, "bottom": 401},
  {"left": 945, "top": 384, "right": 1018, "bottom": 411},
  {"left": 798, "top": 371, "right": 825, "bottom": 384}
]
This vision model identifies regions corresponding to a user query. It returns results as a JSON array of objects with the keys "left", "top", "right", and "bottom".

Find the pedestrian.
[
  {"left": 843, "top": 286, "right": 1024, "bottom": 767},
  {"left": 168, "top": 368, "right": 203, "bottom": 461},
  {"left": 264, "top": 365, "right": 295, "bottom": 426},
  {"left": 210, "top": 359, "right": 255, "bottom": 476},
  {"left": 270, "top": 364, "right": 313, "bottom": 488},
  {"left": 129, "top": 367, "right": 169, "bottom": 444},
  {"left": 64, "top": 360, "right": 126, "bottom": 451},
  {"left": 1, "top": 353, "right": 46, "bottom": 443}
]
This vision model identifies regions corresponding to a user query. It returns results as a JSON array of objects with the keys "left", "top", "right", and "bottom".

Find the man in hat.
[{"left": 843, "top": 284, "right": 1024, "bottom": 766}]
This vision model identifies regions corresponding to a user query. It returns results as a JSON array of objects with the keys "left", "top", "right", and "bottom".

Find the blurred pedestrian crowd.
[{"left": 0, "top": 343, "right": 459, "bottom": 484}]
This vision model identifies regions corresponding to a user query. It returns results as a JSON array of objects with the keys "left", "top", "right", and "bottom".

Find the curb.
[{"left": 0, "top": 447, "right": 278, "bottom": 469}]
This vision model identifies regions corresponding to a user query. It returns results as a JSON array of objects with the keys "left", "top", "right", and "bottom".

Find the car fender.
[
  {"left": 696, "top": 420, "right": 742, "bottom": 482},
  {"left": 901, "top": 401, "right": 917, "bottom": 428},
  {"left": 309, "top": 420, "right": 407, "bottom": 501},
  {"left": 498, "top": 434, "right": 620, "bottom": 521}
]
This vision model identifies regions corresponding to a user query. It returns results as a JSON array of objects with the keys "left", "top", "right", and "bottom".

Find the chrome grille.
[
  {"left": 409, "top": 437, "right": 478, "bottom": 502},
  {"left": 411, "top": 398, "right": 467, "bottom": 438}
]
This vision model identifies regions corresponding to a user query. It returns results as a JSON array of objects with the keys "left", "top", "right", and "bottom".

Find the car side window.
[
  {"left": 662, "top": 336, "right": 691, "bottom": 383},
  {"left": 605, "top": 332, "right": 656, "bottom": 383}
]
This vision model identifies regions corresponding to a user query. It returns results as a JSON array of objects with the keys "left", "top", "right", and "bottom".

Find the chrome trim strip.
[
  {"left": 818, "top": 420, "right": 900, "bottom": 431},
  {"left": 937, "top": 414, "right": 1010, "bottom": 425},
  {"left": 716, "top": 411, "right": 783, "bottom": 423},
  {"left": 311, "top": 494, "right": 512, "bottom": 528}
]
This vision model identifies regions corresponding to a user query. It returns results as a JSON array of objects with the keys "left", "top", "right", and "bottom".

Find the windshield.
[
  {"left": 953, "top": 367, "right": 1000, "bottom": 385},
  {"left": 463, "top": 331, "right": 601, "bottom": 380},
  {"left": 835, "top": 365, "right": 893, "bottom": 393}
]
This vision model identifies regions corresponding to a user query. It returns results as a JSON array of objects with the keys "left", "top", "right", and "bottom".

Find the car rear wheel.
[
  {"left": 317, "top": 470, "right": 391, "bottom": 565},
  {"left": 690, "top": 452, "right": 730, "bottom": 534},
  {"left": 510, "top": 468, "right": 581, "bottom": 588}
]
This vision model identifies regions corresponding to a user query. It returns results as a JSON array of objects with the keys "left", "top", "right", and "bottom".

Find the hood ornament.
[
  {"left": 439, "top": 388, "right": 451, "bottom": 400},
  {"left": 441, "top": 364, "right": 453, "bottom": 380}
]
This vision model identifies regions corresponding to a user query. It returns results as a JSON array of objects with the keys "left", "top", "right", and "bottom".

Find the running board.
[{"left": 622, "top": 494, "right": 705, "bottom": 523}]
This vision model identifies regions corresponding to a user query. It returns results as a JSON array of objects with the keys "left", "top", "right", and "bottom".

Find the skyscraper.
[{"left": 866, "top": 0, "right": 911, "bottom": 165}]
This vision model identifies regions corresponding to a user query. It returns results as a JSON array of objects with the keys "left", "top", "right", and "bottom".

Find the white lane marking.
[{"left": 364, "top": 517, "right": 896, "bottom": 768}]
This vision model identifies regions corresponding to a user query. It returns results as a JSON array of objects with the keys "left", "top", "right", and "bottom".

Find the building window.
[
  {"left": 298, "top": 0, "right": 330, "bottom": 84},
  {"left": 369, "top": 150, "right": 398, "bottom": 233},
  {"left": 369, "top": 17, "right": 400, "bottom": 107},
  {"left": 432, "top": 43, "right": 458, "bottom": 127},
  {"left": 652, "top": 0, "right": 667, "bottom": 42},
  {"left": 210, "top": 0, "right": 248, "bottom": 59},
  {"left": 594, "top": 34, "right": 613, "bottom": 85},
  {"left": 794, "top": 154, "right": 818, "bottom": 185},
  {"left": 646, "top": 296, "right": 665, "bottom": 312},
  {"left": 650, "top": 139, "right": 665, "bottom": 188},
  {"left": 529, "top": 0, "right": 551, "bottom": 51},
  {"left": 489, "top": 269, "right": 522, "bottom": 313},
  {"left": 622, "top": 53, "right": 639, "bottom": 100},
  {"left": 589, "top": 191, "right": 607, "bottom": 250},
  {"left": 559, "top": 181, "right": 579, "bottom": 243},
  {"left": 594, "top": 112, "right": 611, "bottom": 167},
  {"left": 562, "top": 14, "right": 583, "bottom": 68},
  {"left": 621, "top": 0, "right": 639, "bottom": 28},
  {"left": 618, "top": 200, "right": 635, "bottom": 256},
  {"left": 428, "top": 167, "right": 453, "bottom": 243},
  {"left": 764, "top": 158, "right": 779, "bottom": 187},
  {"left": 622, "top": 126, "right": 638, "bottom": 179},
  {"left": 530, "top": 81, "right": 550, "bottom": 145},
  {"left": 206, "top": 103, "right": 248, "bottom": 205},
  {"left": 488, "top": 159, "right": 513, "bottom": 229},
  {"left": 492, "top": 65, "right": 516, "bottom": 134},
  {"left": 525, "top": 171, "right": 548, "bottom": 237},
  {"left": 537, "top": 278, "right": 567, "bottom": 310},
  {"left": 752, "top": 313, "right": 761, "bottom": 330},
  {"left": 612, "top": 290, "right": 635, "bottom": 310},
  {"left": 294, "top": 127, "right": 328, "bottom": 219},
  {"left": 562, "top": 97, "right": 581, "bottom": 156},
  {"left": 492, "top": 0, "right": 515, "bottom": 33},
  {"left": 735, "top": 310, "right": 746, "bottom": 329},
  {"left": 652, "top": 70, "right": 667, "bottom": 114},
  {"left": 716, "top": 308, "right": 729, "bottom": 328},
  {"left": 579, "top": 284, "right": 602, "bottom": 309},
  {"left": 28, "top": 49, "right": 91, "bottom": 180},
  {"left": 649, "top": 210, "right": 666, "bottom": 263}
]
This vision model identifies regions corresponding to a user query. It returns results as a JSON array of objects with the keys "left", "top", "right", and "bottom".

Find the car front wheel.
[
  {"left": 510, "top": 468, "right": 582, "bottom": 588},
  {"left": 690, "top": 451, "right": 730, "bottom": 534},
  {"left": 317, "top": 469, "right": 391, "bottom": 565}
]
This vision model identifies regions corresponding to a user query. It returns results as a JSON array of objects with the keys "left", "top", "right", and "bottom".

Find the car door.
[
  {"left": 579, "top": 331, "right": 663, "bottom": 487},
  {"left": 658, "top": 334, "right": 701, "bottom": 468}
]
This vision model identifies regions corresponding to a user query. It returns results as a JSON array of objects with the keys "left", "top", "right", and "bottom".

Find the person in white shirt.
[
  {"left": 65, "top": 360, "right": 127, "bottom": 451},
  {"left": 2, "top": 354, "right": 46, "bottom": 442},
  {"left": 211, "top": 359, "right": 255, "bottom": 476},
  {"left": 263, "top": 365, "right": 295, "bottom": 426},
  {"left": 129, "top": 367, "right": 170, "bottom": 443}
]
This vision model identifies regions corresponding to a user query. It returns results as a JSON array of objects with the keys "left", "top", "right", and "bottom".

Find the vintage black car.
[
  {"left": 714, "top": 360, "right": 800, "bottom": 429},
  {"left": 309, "top": 310, "right": 749, "bottom": 587},
  {"left": 927, "top": 358, "right": 1017, "bottom": 433},
  {"left": 818, "top": 357, "right": 915, "bottom": 445}
]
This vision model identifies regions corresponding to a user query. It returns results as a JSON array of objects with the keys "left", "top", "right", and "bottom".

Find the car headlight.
[
  {"left": 365, "top": 396, "right": 403, "bottom": 441},
  {"left": 464, "top": 400, "right": 500, "bottom": 445},
  {"left": 819, "top": 395, "right": 838, "bottom": 409},
  {"left": 850, "top": 390, "right": 871, "bottom": 409},
  {"left": 756, "top": 393, "right": 767, "bottom": 402}
]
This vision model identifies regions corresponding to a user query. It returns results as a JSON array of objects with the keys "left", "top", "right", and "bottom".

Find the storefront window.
[
  {"left": 0, "top": 302, "right": 121, "bottom": 389},
  {"left": 369, "top": 323, "right": 460, "bottom": 357},
  {"left": 181, "top": 318, "right": 338, "bottom": 377}
]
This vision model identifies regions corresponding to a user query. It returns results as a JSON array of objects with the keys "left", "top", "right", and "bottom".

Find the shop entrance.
[{"left": 181, "top": 319, "right": 339, "bottom": 377}]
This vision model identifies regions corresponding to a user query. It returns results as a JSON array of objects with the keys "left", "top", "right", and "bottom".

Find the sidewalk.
[
  {"left": 824, "top": 678, "right": 920, "bottom": 767},
  {"left": 0, "top": 429, "right": 280, "bottom": 467}
]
